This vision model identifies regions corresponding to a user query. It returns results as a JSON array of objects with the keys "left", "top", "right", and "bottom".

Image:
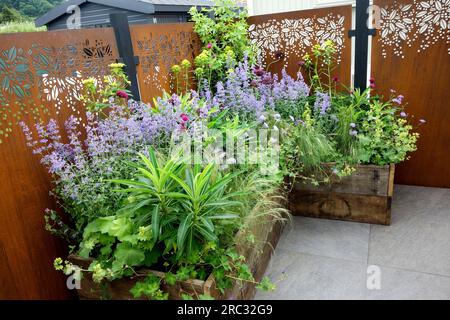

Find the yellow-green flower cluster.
[
  {"left": 171, "top": 64, "right": 181, "bottom": 74},
  {"left": 194, "top": 49, "right": 211, "bottom": 68},
  {"left": 181, "top": 59, "right": 192, "bottom": 69}
]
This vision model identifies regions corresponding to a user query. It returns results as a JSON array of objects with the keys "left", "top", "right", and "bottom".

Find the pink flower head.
[
  {"left": 298, "top": 60, "right": 306, "bottom": 67},
  {"left": 207, "top": 43, "right": 212, "bottom": 49},
  {"left": 400, "top": 112, "right": 408, "bottom": 118},
  {"left": 369, "top": 77, "right": 375, "bottom": 84},
  {"left": 332, "top": 76, "right": 340, "bottom": 83},
  {"left": 116, "top": 90, "right": 129, "bottom": 100},
  {"left": 180, "top": 113, "right": 189, "bottom": 122},
  {"left": 419, "top": 119, "right": 427, "bottom": 124},
  {"left": 370, "top": 83, "right": 376, "bottom": 89},
  {"left": 393, "top": 95, "right": 405, "bottom": 105}
]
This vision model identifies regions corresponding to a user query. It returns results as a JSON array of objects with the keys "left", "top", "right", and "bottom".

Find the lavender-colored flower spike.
[{"left": 314, "top": 92, "right": 331, "bottom": 115}]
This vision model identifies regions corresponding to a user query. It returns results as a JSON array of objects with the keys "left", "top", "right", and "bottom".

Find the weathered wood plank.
[
  {"left": 289, "top": 190, "right": 391, "bottom": 225},
  {"left": 388, "top": 165, "right": 395, "bottom": 197},
  {"left": 289, "top": 164, "right": 394, "bottom": 226},
  {"left": 294, "top": 164, "right": 391, "bottom": 197}
]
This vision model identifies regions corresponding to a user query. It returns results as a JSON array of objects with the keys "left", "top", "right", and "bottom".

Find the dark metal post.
[
  {"left": 349, "top": 0, "right": 377, "bottom": 90},
  {"left": 109, "top": 13, "right": 140, "bottom": 101}
]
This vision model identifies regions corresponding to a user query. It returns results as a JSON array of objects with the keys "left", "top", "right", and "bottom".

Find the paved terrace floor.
[{"left": 256, "top": 185, "right": 450, "bottom": 300}]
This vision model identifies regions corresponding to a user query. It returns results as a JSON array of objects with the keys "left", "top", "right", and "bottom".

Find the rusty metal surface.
[
  {"left": 130, "top": 23, "right": 201, "bottom": 102},
  {"left": 372, "top": 0, "right": 450, "bottom": 187},
  {"left": 248, "top": 6, "right": 353, "bottom": 86},
  {"left": 0, "top": 28, "right": 118, "bottom": 299}
]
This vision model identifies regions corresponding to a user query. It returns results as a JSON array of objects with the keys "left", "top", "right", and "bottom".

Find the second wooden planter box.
[
  {"left": 68, "top": 214, "right": 285, "bottom": 300},
  {"left": 289, "top": 164, "right": 395, "bottom": 225}
]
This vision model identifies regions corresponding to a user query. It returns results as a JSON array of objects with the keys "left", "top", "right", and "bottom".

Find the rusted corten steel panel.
[
  {"left": 372, "top": 0, "right": 450, "bottom": 188},
  {"left": 0, "top": 28, "right": 119, "bottom": 299}
]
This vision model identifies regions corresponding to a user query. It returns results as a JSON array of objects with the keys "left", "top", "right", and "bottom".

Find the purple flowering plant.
[
  {"left": 21, "top": 93, "right": 202, "bottom": 236},
  {"left": 297, "top": 41, "right": 421, "bottom": 167}
]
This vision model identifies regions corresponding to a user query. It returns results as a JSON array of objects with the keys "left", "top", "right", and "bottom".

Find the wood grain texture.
[
  {"left": 372, "top": 0, "right": 450, "bottom": 188},
  {"left": 294, "top": 164, "right": 392, "bottom": 197},
  {"left": 289, "top": 165, "right": 394, "bottom": 225}
]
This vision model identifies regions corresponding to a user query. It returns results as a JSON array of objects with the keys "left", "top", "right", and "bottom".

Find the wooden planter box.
[
  {"left": 289, "top": 164, "right": 395, "bottom": 225},
  {"left": 68, "top": 214, "right": 285, "bottom": 300}
]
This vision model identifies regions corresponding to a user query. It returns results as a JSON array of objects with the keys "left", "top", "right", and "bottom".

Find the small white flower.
[{"left": 259, "top": 114, "right": 266, "bottom": 122}]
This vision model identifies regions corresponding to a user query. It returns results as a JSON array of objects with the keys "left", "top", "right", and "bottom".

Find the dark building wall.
[{"left": 47, "top": 3, "right": 188, "bottom": 30}]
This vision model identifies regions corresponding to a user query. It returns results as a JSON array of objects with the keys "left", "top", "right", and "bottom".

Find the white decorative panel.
[{"left": 378, "top": 0, "right": 450, "bottom": 58}]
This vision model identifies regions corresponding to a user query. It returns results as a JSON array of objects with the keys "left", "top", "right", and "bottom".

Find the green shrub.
[
  {"left": 189, "top": 0, "right": 256, "bottom": 88},
  {"left": 0, "top": 21, "right": 46, "bottom": 33}
]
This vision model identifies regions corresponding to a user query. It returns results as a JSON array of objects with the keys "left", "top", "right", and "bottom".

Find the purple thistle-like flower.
[
  {"left": 261, "top": 74, "right": 274, "bottom": 85},
  {"left": 253, "top": 65, "right": 265, "bottom": 77},
  {"left": 400, "top": 112, "right": 408, "bottom": 118}
]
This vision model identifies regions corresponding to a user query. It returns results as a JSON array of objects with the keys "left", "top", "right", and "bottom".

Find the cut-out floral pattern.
[
  {"left": 379, "top": 0, "right": 450, "bottom": 58},
  {"left": 249, "top": 13, "right": 347, "bottom": 67},
  {"left": 0, "top": 39, "right": 116, "bottom": 143},
  {"left": 134, "top": 31, "right": 199, "bottom": 95}
]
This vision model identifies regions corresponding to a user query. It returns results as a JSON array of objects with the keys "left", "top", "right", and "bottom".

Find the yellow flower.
[
  {"left": 82, "top": 78, "right": 96, "bottom": 86},
  {"left": 53, "top": 258, "right": 64, "bottom": 271},
  {"left": 302, "top": 54, "right": 311, "bottom": 62},
  {"left": 195, "top": 67, "right": 204, "bottom": 76},
  {"left": 181, "top": 59, "right": 191, "bottom": 69},
  {"left": 109, "top": 62, "right": 125, "bottom": 69},
  {"left": 171, "top": 64, "right": 181, "bottom": 74}
]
